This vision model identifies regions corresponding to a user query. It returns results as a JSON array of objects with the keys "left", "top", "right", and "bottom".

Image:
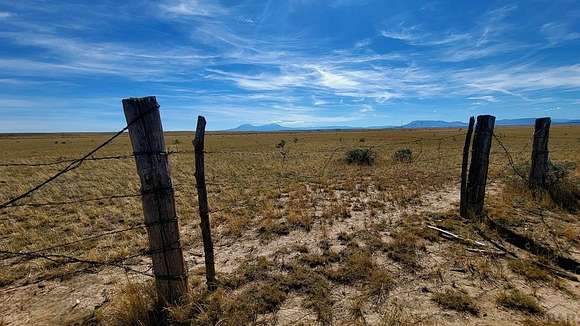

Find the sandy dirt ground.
[{"left": 1, "top": 181, "right": 578, "bottom": 325}]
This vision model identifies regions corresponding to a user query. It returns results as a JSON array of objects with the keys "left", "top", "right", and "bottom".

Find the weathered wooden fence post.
[
  {"left": 460, "top": 116, "right": 475, "bottom": 218},
  {"left": 193, "top": 116, "right": 217, "bottom": 291},
  {"left": 529, "top": 117, "right": 551, "bottom": 188},
  {"left": 465, "top": 115, "right": 496, "bottom": 217},
  {"left": 122, "top": 96, "right": 188, "bottom": 304}
]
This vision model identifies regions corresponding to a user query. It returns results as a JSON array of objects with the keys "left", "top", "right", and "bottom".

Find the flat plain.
[{"left": 0, "top": 125, "right": 579, "bottom": 325}]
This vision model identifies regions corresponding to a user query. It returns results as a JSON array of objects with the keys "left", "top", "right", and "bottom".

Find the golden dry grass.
[{"left": 0, "top": 125, "right": 579, "bottom": 325}]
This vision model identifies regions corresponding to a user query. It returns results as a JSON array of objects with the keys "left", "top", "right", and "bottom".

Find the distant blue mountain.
[
  {"left": 226, "top": 123, "right": 360, "bottom": 132},
  {"left": 546, "top": 119, "right": 580, "bottom": 125},
  {"left": 227, "top": 123, "right": 293, "bottom": 132},
  {"left": 224, "top": 118, "right": 580, "bottom": 132},
  {"left": 401, "top": 120, "right": 467, "bottom": 128}
]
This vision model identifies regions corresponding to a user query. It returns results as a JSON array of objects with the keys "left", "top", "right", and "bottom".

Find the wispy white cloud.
[
  {"left": 313, "top": 66, "right": 360, "bottom": 89},
  {"left": 541, "top": 22, "right": 580, "bottom": 44},
  {"left": 438, "top": 43, "right": 531, "bottom": 62},
  {"left": 467, "top": 95, "right": 498, "bottom": 102},
  {"left": 455, "top": 64, "right": 580, "bottom": 95},
  {"left": 312, "top": 96, "right": 331, "bottom": 106},
  {"left": 0, "top": 30, "right": 213, "bottom": 80},
  {"left": 380, "top": 5, "right": 527, "bottom": 62},
  {"left": 158, "top": 0, "right": 228, "bottom": 17},
  {"left": 354, "top": 38, "right": 371, "bottom": 48},
  {"left": 205, "top": 68, "right": 308, "bottom": 90},
  {"left": 206, "top": 61, "right": 441, "bottom": 104},
  {"left": 359, "top": 104, "right": 374, "bottom": 113},
  {"left": 0, "top": 11, "right": 13, "bottom": 19},
  {"left": 0, "top": 0, "right": 578, "bottom": 131},
  {"left": 381, "top": 26, "right": 471, "bottom": 47},
  {"left": 381, "top": 24, "right": 422, "bottom": 42}
]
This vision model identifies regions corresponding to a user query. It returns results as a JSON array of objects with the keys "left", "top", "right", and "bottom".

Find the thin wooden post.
[
  {"left": 460, "top": 116, "right": 475, "bottom": 218},
  {"left": 193, "top": 116, "right": 217, "bottom": 291},
  {"left": 529, "top": 117, "right": 551, "bottom": 188},
  {"left": 466, "top": 115, "right": 496, "bottom": 217},
  {"left": 122, "top": 96, "right": 188, "bottom": 304}
]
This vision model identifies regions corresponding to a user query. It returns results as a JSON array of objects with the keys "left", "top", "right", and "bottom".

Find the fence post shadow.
[{"left": 460, "top": 116, "right": 475, "bottom": 218}]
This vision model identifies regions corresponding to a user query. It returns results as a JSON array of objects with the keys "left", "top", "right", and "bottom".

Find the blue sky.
[{"left": 0, "top": 0, "right": 579, "bottom": 132}]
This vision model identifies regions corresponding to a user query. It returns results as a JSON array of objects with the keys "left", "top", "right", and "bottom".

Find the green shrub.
[
  {"left": 393, "top": 148, "right": 412, "bottom": 162},
  {"left": 345, "top": 148, "right": 376, "bottom": 165}
]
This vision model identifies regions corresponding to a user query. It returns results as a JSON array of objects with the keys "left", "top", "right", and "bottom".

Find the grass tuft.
[
  {"left": 366, "top": 270, "right": 396, "bottom": 304},
  {"left": 432, "top": 288, "right": 480, "bottom": 315},
  {"left": 508, "top": 260, "right": 551, "bottom": 283},
  {"left": 96, "top": 281, "right": 156, "bottom": 326},
  {"left": 325, "top": 248, "right": 374, "bottom": 284},
  {"left": 384, "top": 231, "right": 425, "bottom": 268},
  {"left": 497, "top": 289, "right": 543, "bottom": 315}
]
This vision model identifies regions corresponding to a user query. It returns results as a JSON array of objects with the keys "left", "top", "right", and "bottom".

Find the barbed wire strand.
[
  {"left": 0, "top": 108, "right": 157, "bottom": 210},
  {"left": 492, "top": 132, "right": 527, "bottom": 180}
]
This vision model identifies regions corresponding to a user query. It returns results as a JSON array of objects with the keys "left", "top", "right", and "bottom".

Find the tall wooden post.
[
  {"left": 466, "top": 115, "right": 496, "bottom": 217},
  {"left": 193, "top": 116, "right": 217, "bottom": 291},
  {"left": 529, "top": 117, "right": 551, "bottom": 188},
  {"left": 460, "top": 117, "right": 475, "bottom": 218},
  {"left": 122, "top": 96, "right": 188, "bottom": 304}
]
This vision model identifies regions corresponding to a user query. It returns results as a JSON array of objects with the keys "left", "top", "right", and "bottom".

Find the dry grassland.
[{"left": 0, "top": 125, "right": 578, "bottom": 325}]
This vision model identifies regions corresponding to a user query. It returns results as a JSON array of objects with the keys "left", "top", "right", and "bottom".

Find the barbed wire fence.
[
  {"left": 0, "top": 102, "right": 577, "bottom": 321},
  {"left": 0, "top": 105, "right": 162, "bottom": 297}
]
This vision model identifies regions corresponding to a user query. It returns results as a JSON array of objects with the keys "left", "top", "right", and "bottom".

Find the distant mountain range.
[
  {"left": 224, "top": 118, "right": 580, "bottom": 132},
  {"left": 226, "top": 123, "right": 372, "bottom": 132},
  {"left": 401, "top": 120, "right": 466, "bottom": 128}
]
